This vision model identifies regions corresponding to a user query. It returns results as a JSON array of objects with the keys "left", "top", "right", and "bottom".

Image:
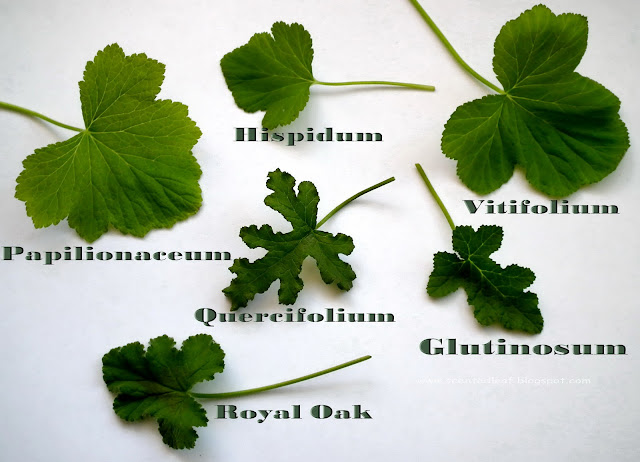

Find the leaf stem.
[
  {"left": 415, "top": 163, "right": 455, "bottom": 230},
  {"left": 315, "top": 80, "right": 435, "bottom": 92},
  {"left": 0, "top": 101, "right": 84, "bottom": 132},
  {"left": 406, "top": 0, "right": 505, "bottom": 95},
  {"left": 190, "top": 355, "right": 371, "bottom": 399},
  {"left": 316, "top": 177, "right": 395, "bottom": 229}
]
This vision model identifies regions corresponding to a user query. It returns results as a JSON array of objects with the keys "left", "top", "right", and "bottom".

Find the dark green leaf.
[
  {"left": 102, "top": 334, "right": 224, "bottom": 449},
  {"left": 442, "top": 5, "right": 629, "bottom": 196},
  {"left": 223, "top": 169, "right": 355, "bottom": 310},
  {"left": 428, "top": 225, "right": 543, "bottom": 334}
]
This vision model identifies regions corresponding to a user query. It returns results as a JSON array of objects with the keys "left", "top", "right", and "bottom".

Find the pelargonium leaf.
[
  {"left": 102, "top": 334, "right": 372, "bottom": 450},
  {"left": 15, "top": 44, "right": 203, "bottom": 242},
  {"left": 223, "top": 169, "right": 356, "bottom": 310},
  {"left": 102, "top": 334, "right": 224, "bottom": 449},
  {"left": 441, "top": 5, "right": 629, "bottom": 196},
  {"left": 220, "top": 22, "right": 315, "bottom": 130},
  {"left": 428, "top": 225, "right": 543, "bottom": 334}
]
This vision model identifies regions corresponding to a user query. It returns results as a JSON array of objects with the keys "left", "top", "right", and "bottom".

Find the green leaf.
[
  {"left": 15, "top": 44, "right": 203, "bottom": 242},
  {"left": 102, "top": 335, "right": 371, "bottom": 449},
  {"left": 102, "top": 334, "right": 224, "bottom": 449},
  {"left": 220, "top": 22, "right": 315, "bottom": 130},
  {"left": 427, "top": 225, "right": 543, "bottom": 334},
  {"left": 223, "top": 169, "right": 356, "bottom": 310},
  {"left": 441, "top": 5, "right": 629, "bottom": 196}
]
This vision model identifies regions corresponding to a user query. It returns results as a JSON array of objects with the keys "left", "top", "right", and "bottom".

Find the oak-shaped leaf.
[
  {"left": 427, "top": 225, "right": 543, "bottom": 333},
  {"left": 442, "top": 5, "right": 629, "bottom": 196},
  {"left": 223, "top": 169, "right": 355, "bottom": 310},
  {"left": 220, "top": 22, "right": 314, "bottom": 130},
  {"left": 15, "top": 44, "right": 203, "bottom": 242},
  {"left": 102, "top": 334, "right": 224, "bottom": 449}
]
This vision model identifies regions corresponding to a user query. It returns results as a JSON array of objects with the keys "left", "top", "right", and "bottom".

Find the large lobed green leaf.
[
  {"left": 220, "top": 22, "right": 315, "bottom": 129},
  {"left": 223, "top": 169, "right": 356, "bottom": 310},
  {"left": 15, "top": 44, "right": 203, "bottom": 242},
  {"left": 442, "top": 5, "right": 629, "bottom": 196},
  {"left": 102, "top": 334, "right": 225, "bottom": 449},
  {"left": 428, "top": 225, "right": 543, "bottom": 334}
]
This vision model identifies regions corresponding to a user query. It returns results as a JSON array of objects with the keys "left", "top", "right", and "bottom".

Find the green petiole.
[
  {"left": 407, "top": 0, "right": 505, "bottom": 94},
  {"left": 190, "top": 355, "right": 371, "bottom": 399},
  {"left": 315, "top": 80, "right": 435, "bottom": 92},
  {"left": 415, "top": 163, "right": 455, "bottom": 230},
  {"left": 316, "top": 177, "right": 395, "bottom": 229},
  {"left": 0, "top": 101, "right": 84, "bottom": 132}
]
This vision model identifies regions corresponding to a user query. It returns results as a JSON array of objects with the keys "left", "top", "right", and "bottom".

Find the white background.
[{"left": 1, "top": 0, "right": 638, "bottom": 460}]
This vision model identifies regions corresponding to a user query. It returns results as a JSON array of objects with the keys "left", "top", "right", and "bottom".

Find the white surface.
[{"left": 1, "top": 0, "right": 639, "bottom": 460}]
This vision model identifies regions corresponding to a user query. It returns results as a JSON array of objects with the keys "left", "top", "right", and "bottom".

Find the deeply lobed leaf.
[
  {"left": 102, "top": 334, "right": 225, "bottom": 449},
  {"left": 427, "top": 225, "right": 543, "bottom": 334},
  {"left": 442, "top": 5, "right": 629, "bottom": 196},
  {"left": 15, "top": 44, "right": 203, "bottom": 242},
  {"left": 223, "top": 169, "right": 356, "bottom": 310}
]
